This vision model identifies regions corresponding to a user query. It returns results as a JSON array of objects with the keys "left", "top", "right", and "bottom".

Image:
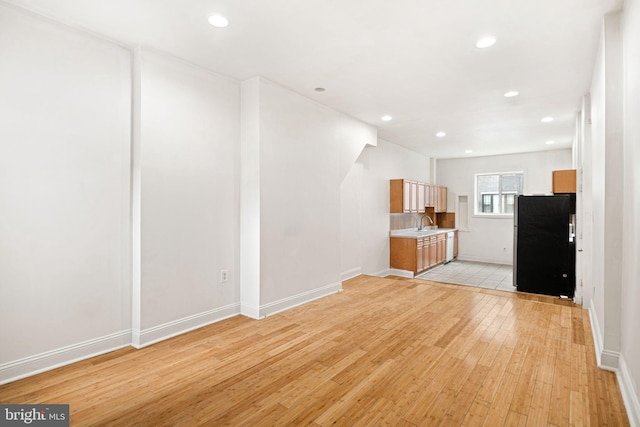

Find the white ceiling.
[{"left": 5, "top": 0, "right": 622, "bottom": 158}]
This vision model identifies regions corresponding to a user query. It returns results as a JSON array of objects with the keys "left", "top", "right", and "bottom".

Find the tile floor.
[{"left": 416, "top": 260, "right": 515, "bottom": 292}]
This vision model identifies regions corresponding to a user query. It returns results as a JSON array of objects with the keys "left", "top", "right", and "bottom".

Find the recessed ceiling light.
[
  {"left": 504, "top": 90, "right": 519, "bottom": 98},
  {"left": 476, "top": 36, "right": 496, "bottom": 48},
  {"left": 208, "top": 14, "right": 229, "bottom": 28},
  {"left": 465, "top": 150, "right": 473, "bottom": 154},
  {"left": 381, "top": 115, "right": 392, "bottom": 121},
  {"left": 541, "top": 116, "right": 554, "bottom": 123},
  {"left": 545, "top": 140, "right": 556, "bottom": 145},
  {"left": 436, "top": 131, "right": 446, "bottom": 138},
  {"left": 314, "top": 87, "right": 326, "bottom": 92}
]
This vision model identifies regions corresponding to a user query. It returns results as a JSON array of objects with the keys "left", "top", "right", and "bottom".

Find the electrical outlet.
[{"left": 220, "top": 270, "right": 229, "bottom": 283}]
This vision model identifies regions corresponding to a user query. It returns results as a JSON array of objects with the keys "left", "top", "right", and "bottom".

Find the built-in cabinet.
[
  {"left": 552, "top": 169, "right": 577, "bottom": 193},
  {"left": 390, "top": 179, "right": 447, "bottom": 213},
  {"left": 435, "top": 185, "right": 447, "bottom": 213},
  {"left": 390, "top": 233, "right": 451, "bottom": 274}
]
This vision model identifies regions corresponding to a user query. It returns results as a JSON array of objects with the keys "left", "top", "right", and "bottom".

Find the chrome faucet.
[{"left": 418, "top": 214, "right": 434, "bottom": 230}]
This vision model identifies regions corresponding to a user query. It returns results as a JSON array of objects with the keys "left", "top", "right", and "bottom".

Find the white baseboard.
[
  {"left": 132, "top": 302, "right": 241, "bottom": 348},
  {"left": 456, "top": 255, "right": 513, "bottom": 266},
  {"left": 240, "top": 303, "right": 261, "bottom": 320},
  {"left": 389, "top": 268, "right": 414, "bottom": 278},
  {"left": 588, "top": 300, "right": 640, "bottom": 426},
  {"left": 619, "top": 355, "right": 640, "bottom": 427},
  {"left": 0, "top": 330, "right": 131, "bottom": 386},
  {"left": 588, "top": 299, "right": 620, "bottom": 371},
  {"left": 341, "top": 267, "right": 362, "bottom": 282},
  {"left": 259, "top": 281, "right": 342, "bottom": 318},
  {"left": 372, "top": 268, "right": 391, "bottom": 278}
]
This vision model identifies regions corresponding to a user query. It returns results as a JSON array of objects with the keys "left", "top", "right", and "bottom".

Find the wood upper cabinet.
[
  {"left": 417, "top": 183, "right": 426, "bottom": 213},
  {"left": 390, "top": 179, "right": 445, "bottom": 213},
  {"left": 425, "top": 184, "right": 435, "bottom": 208},
  {"left": 552, "top": 169, "right": 576, "bottom": 193},
  {"left": 390, "top": 179, "right": 426, "bottom": 213},
  {"left": 390, "top": 180, "right": 411, "bottom": 213},
  {"left": 434, "top": 186, "right": 447, "bottom": 213}
]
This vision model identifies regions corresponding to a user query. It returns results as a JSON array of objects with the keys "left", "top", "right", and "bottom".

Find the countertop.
[{"left": 389, "top": 228, "right": 457, "bottom": 239}]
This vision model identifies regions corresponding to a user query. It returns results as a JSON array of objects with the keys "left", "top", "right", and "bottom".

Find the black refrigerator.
[{"left": 513, "top": 195, "right": 575, "bottom": 298}]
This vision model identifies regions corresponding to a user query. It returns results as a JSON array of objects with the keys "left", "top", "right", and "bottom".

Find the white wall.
[
  {"left": 620, "top": 0, "right": 640, "bottom": 422},
  {"left": 586, "top": 11, "right": 624, "bottom": 368},
  {"left": 0, "top": 4, "right": 132, "bottom": 378},
  {"left": 437, "top": 150, "right": 572, "bottom": 265},
  {"left": 135, "top": 50, "right": 241, "bottom": 344},
  {"left": 241, "top": 77, "right": 376, "bottom": 317},
  {"left": 583, "top": 6, "right": 640, "bottom": 423},
  {"left": 340, "top": 139, "right": 431, "bottom": 278}
]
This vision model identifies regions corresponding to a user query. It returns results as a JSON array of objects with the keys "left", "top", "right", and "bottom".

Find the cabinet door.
[
  {"left": 403, "top": 180, "right": 412, "bottom": 212},
  {"left": 417, "top": 183, "right": 426, "bottom": 213},
  {"left": 429, "top": 185, "right": 436, "bottom": 207},
  {"left": 435, "top": 186, "right": 448, "bottom": 213},
  {"left": 552, "top": 170, "right": 576, "bottom": 193},
  {"left": 441, "top": 187, "right": 447, "bottom": 212},
  {"left": 429, "top": 237, "right": 437, "bottom": 267},
  {"left": 436, "top": 235, "right": 445, "bottom": 263},
  {"left": 416, "top": 238, "right": 424, "bottom": 272},
  {"left": 410, "top": 181, "right": 418, "bottom": 212},
  {"left": 390, "top": 237, "right": 418, "bottom": 272},
  {"left": 423, "top": 238, "right": 430, "bottom": 269}
]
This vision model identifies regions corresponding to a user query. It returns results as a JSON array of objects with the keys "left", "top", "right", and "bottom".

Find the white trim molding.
[
  {"left": 457, "top": 255, "right": 513, "bottom": 266},
  {"left": 619, "top": 356, "right": 640, "bottom": 427},
  {"left": 588, "top": 301, "right": 639, "bottom": 426},
  {"left": 240, "top": 303, "right": 261, "bottom": 320},
  {"left": 259, "top": 281, "right": 342, "bottom": 318},
  {"left": 341, "top": 267, "right": 362, "bottom": 282},
  {"left": 132, "top": 303, "right": 241, "bottom": 348},
  {"left": 389, "top": 268, "right": 414, "bottom": 278},
  {"left": 372, "top": 268, "right": 391, "bottom": 278},
  {"left": 0, "top": 330, "right": 131, "bottom": 386},
  {"left": 588, "top": 300, "right": 620, "bottom": 371}
]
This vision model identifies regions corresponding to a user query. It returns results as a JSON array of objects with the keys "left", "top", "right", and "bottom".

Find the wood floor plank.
[{"left": 0, "top": 275, "right": 629, "bottom": 426}]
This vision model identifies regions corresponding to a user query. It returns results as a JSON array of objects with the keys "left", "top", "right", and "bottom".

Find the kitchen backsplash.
[{"left": 390, "top": 211, "right": 456, "bottom": 230}]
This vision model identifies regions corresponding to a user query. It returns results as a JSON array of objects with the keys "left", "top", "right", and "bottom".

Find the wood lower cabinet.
[
  {"left": 390, "top": 237, "right": 418, "bottom": 272},
  {"left": 390, "top": 234, "right": 449, "bottom": 274},
  {"left": 436, "top": 234, "right": 446, "bottom": 264},
  {"left": 428, "top": 236, "right": 437, "bottom": 268},
  {"left": 416, "top": 238, "right": 424, "bottom": 272}
]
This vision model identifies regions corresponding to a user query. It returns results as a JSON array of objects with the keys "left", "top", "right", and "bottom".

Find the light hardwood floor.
[{"left": 0, "top": 276, "right": 629, "bottom": 426}]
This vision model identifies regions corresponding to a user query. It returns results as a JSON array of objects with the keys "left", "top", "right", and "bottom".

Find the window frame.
[{"left": 474, "top": 171, "right": 524, "bottom": 217}]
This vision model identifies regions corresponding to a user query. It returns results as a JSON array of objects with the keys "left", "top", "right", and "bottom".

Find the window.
[{"left": 475, "top": 172, "right": 524, "bottom": 215}]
